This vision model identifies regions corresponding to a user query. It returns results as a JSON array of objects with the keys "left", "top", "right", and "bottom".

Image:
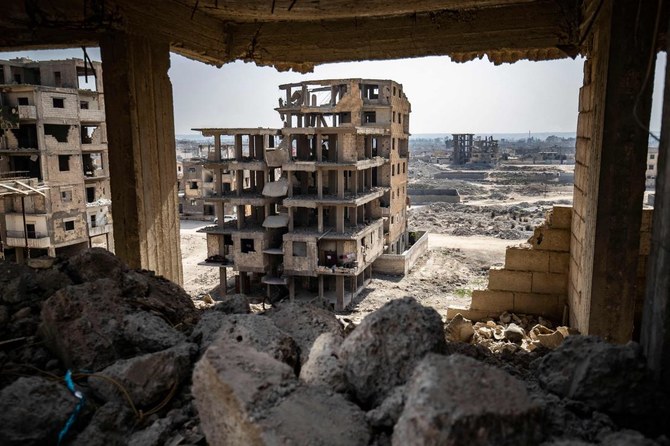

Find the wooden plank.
[
  {"left": 100, "top": 32, "right": 183, "bottom": 284},
  {"left": 641, "top": 13, "right": 670, "bottom": 392}
]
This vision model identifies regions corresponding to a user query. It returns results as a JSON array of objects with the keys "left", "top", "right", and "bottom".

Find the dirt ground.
[{"left": 180, "top": 162, "right": 575, "bottom": 323}]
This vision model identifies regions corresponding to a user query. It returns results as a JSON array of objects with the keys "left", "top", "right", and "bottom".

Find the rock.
[
  {"left": 193, "top": 339, "right": 369, "bottom": 446},
  {"left": 530, "top": 324, "right": 565, "bottom": 349},
  {"left": 500, "top": 311, "right": 512, "bottom": 324},
  {"left": 299, "top": 332, "right": 347, "bottom": 392},
  {"left": 505, "top": 323, "right": 526, "bottom": 343},
  {"left": 0, "top": 376, "right": 77, "bottom": 446},
  {"left": 25, "top": 257, "right": 56, "bottom": 269},
  {"left": 122, "top": 312, "right": 186, "bottom": 353},
  {"left": 535, "top": 336, "right": 654, "bottom": 415},
  {"left": 90, "top": 343, "right": 195, "bottom": 407},
  {"left": 266, "top": 301, "right": 343, "bottom": 364},
  {"left": 71, "top": 402, "right": 135, "bottom": 446},
  {"left": 393, "top": 354, "right": 543, "bottom": 446},
  {"left": 340, "top": 297, "right": 446, "bottom": 406},
  {"left": 445, "top": 313, "right": 474, "bottom": 343},
  {"left": 599, "top": 430, "right": 659, "bottom": 446},
  {"left": 64, "top": 248, "right": 126, "bottom": 283},
  {"left": 213, "top": 293, "right": 250, "bottom": 314},
  {"left": 366, "top": 385, "right": 407, "bottom": 429},
  {"left": 128, "top": 418, "right": 173, "bottom": 446}
]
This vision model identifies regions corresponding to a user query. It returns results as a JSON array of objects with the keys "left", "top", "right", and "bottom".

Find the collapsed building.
[
  {"left": 452, "top": 133, "right": 500, "bottom": 165},
  {"left": 0, "top": 58, "right": 113, "bottom": 261},
  {"left": 195, "top": 79, "right": 411, "bottom": 309}
]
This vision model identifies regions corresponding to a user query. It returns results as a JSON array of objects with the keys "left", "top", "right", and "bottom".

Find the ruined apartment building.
[
  {"left": 196, "top": 79, "right": 411, "bottom": 310},
  {"left": 0, "top": 58, "right": 113, "bottom": 261},
  {"left": 452, "top": 133, "right": 499, "bottom": 165}
]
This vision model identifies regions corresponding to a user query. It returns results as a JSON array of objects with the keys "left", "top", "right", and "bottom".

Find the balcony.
[
  {"left": 88, "top": 223, "right": 112, "bottom": 237},
  {"left": 5, "top": 230, "right": 51, "bottom": 248},
  {"left": 80, "top": 108, "right": 105, "bottom": 123},
  {"left": 17, "top": 105, "right": 36, "bottom": 120},
  {"left": 81, "top": 143, "right": 107, "bottom": 152}
]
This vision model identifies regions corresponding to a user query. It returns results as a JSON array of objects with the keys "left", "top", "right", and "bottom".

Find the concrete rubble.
[{"left": 0, "top": 249, "right": 668, "bottom": 445}]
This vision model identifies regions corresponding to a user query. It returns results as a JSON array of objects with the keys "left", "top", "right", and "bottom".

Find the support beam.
[
  {"left": 100, "top": 32, "right": 183, "bottom": 285},
  {"left": 642, "top": 12, "right": 670, "bottom": 392},
  {"left": 568, "top": 0, "right": 657, "bottom": 342}
]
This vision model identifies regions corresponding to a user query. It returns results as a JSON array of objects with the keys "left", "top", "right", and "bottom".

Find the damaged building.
[
  {"left": 0, "top": 58, "right": 113, "bottom": 260},
  {"left": 196, "top": 79, "right": 411, "bottom": 309},
  {"left": 452, "top": 133, "right": 500, "bottom": 165}
]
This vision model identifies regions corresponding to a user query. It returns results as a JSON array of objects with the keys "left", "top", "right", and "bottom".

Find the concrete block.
[
  {"left": 513, "top": 293, "right": 561, "bottom": 321},
  {"left": 505, "top": 247, "right": 549, "bottom": 272},
  {"left": 549, "top": 252, "right": 570, "bottom": 274},
  {"left": 470, "top": 290, "right": 513, "bottom": 312},
  {"left": 547, "top": 206, "right": 572, "bottom": 229},
  {"left": 529, "top": 228, "right": 570, "bottom": 252},
  {"left": 531, "top": 272, "right": 568, "bottom": 295},
  {"left": 640, "top": 209, "right": 653, "bottom": 232},
  {"left": 488, "top": 268, "right": 532, "bottom": 293},
  {"left": 446, "top": 306, "right": 498, "bottom": 322}
]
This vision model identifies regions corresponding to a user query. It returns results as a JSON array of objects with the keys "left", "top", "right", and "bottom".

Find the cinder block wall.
[{"left": 447, "top": 205, "right": 654, "bottom": 329}]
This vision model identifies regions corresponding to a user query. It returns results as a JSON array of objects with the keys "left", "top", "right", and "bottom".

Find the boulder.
[
  {"left": 0, "top": 376, "right": 77, "bottom": 446},
  {"left": 213, "top": 294, "right": 250, "bottom": 314},
  {"left": 535, "top": 336, "right": 654, "bottom": 415},
  {"left": 445, "top": 313, "right": 474, "bottom": 343},
  {"left": 71, "top": 402, "right": 135, "bottom": 446},
  {"left": 366, "top": 385, "right": 407, "bottom": 429},
  {"left": 193, "top": 339, "right": 369, "bottom": 446},
  {"left": 64, "top": 248, "right": 126, "bottom": 283},
  {"left": 122, "top": 312, "right": 186, "bottom": 353},
  {"left": 266, "top": 301, "right": 343, "bottom": 364},
  {"left": 90, "top": 343, "right": 195, "bottom": 407},
  {"left": 393, "top": 354, "right": 543, "bottom": 446},
  {"left": 340, "top": 297, "right": 446, "bottom": 406},
  {"left": 299, "top": 332, "right": 347, "bottom": 392}
]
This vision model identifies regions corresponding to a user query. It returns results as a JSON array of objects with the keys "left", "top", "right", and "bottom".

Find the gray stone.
[
  {"left": 71, "top": 402, "right": 135, "bottom": 446},
  {"left": 299, "top": 332, "right": 348, "bottom": 392},
  {"left": 445, "top": 313, "right": 474, "bottom": 343},
  {"left": 0, "top": 376, "right": 76, "bottom": 446},
  {"left": 599, "top": 430, "right": 659, "bottom": 446},
  {"left": 393, "top": 354, "right": 543, "bottom": 446},
  {"left": 128, "top": 418, "right": 173, "bottom": 446},
  {"left": 340, "top": 297, "right": 446, "bottom": 406},
  {"left": 122, "top": 312, "right": 186, "bottom": 352},
  {"left": 266, "top": 301, "right": 343, "bottom": 364},
  {"left": 213, "top": 293, "right": 250, "bottom": 314},
  {"left": 193, "top": 338, "right": 369, "bottom": 446},
  {"left": 366, "top": 385, "right": 407, "bottom": 429},
  {"left": 535, "top": 336, "right": 654, "bottom": 415},
  {"left": 91, "top": 343, "right": 195, "bottom": 407},
  {"left": 505, "top": 322, "right": 526, "bottom": 343},
  {"left": 65, "top": 247, "right": 126, "bottom": 283}
]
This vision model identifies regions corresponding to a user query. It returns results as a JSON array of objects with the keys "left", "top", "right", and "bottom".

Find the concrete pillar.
[
  {"left": 219, "top": 267, "right": 227, "bottom": 296},
  {"left": 318, "top": 274, "right": 324, "bottom": 300},
  {"left": 337, "top": 171, "right": 344, "bottom": 198},
  {"left": 100, "top": 32, "right": 182, "bottom": 284},
  {"left": 568, "top": 0, "right": 657, "bottom": 342},
  {"left": 642, "top": 12, "right": 670, "bottom": 392},
  {"left": 289, "top": 276, "right": 295, "bottom": 301},
  {"left": 318, "top": 206, "right": 324, "bottom": 233},
  {"left": 336, "top": 275, "right": 344, "bottom": 311},
  {"left": 317, "top": 170, "right": 323, "bottom": 199},
  {"left": 336, "top": 206, "right": 344, "bottom": 232}
]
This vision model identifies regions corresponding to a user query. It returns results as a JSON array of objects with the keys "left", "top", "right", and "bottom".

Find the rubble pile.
[{"left": 0, "top": 249, "right": 668, "bottom": 445}]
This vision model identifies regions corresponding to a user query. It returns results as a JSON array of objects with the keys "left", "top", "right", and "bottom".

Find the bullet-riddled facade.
[
  {"left": 0, "top": 58, "right": 113, "bottom": 261},
  {"left": 196, "top": 79, "right": 410, "bottom": 310}
]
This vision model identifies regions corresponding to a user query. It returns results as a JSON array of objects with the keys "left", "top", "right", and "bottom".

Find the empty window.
[
  {"left": 86, "top": 187, "right": 95, "bottom": 203},
  {"left": 54, "top": 71, "right": 62, "bottom": 87},
  {"left": 190, "top": 181, "right": 198, "bottom": 190},
  {"left": 80, "top": 101, "right": 89, "bottom": 109},
  {"left": 649, "top": 164, "right": 654, "bottom": 170},
  {"left": 293, "top": 241, "right": 307, "bottom": 257},
  {"left": 90, "top": 215, "right": 97, "bottom": 228},
  {"left": 52, "top": 98, "right": 65, "bottom": 108},
  {"left": 17, "top": 97, "right": 29, "bottom": 105},
  {"left": 363, "top": 112, "right": 376, "bottom": 123},
  {"left": 64, "top": 220, "right": 75, "bottom": 231},
  {"left": 392, "top": 165, "right": 395, "bottom": 176},
  {"left": 391, "top": 216, "right": 394, "bottom": 224},
  {"left": 190, "top": 199, "right": 197, "bottom": 206},
  {"left": 44, "top": 124, "right": 70, "bottom": 142},
  {"left": 188, "top": 167, "right": 196, "bottom": 173},
  {"left": 60, "top": 188, "right": 72, "bottom": 202},
  {"left": 58, "top": 155, "right": 70, "bottom": 172},
  {"left": 14, "top": 74, "right": 22, "bottom": 83},
  {"left": 650, "top": 154, "right": 656, "bottom": 159},
  {"left": 241, "top": 238, "right": 255, "bottom": 253}
]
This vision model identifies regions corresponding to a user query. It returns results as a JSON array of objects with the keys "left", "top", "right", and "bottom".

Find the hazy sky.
[{"left": 1, "top": 48, "right": 665, "bottom": 136}]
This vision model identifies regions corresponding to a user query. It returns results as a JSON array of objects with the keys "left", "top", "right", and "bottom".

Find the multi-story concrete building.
[
  {"left": 196, "top": 79, "right": 410, "bottom": 310},
  {"left": 0, "top": 58, "right": 113, "bottom": 261},
  {"left": 646, "top": 146, "right": 659, "bottom": 189}
]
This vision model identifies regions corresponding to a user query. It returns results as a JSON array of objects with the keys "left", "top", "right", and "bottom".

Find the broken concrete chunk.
[
  {"left": 299, "top": 332, "right": 348, "bottom": 392},
  {"left": 122, "top": 311, "right": 187, "bottom": 353},
  {"left": 504, "top": 322, "right": 526, "bottom": 343},
  {"left": 266, "top": 301, "right": 343, "bottom": 365},
  {"left": 0, "top": 376, "right": 76, "bottom": 446},
  {"left": 213, "top": 293, "right": 250, "bottom": 314},
  {"left": 445, "top": 313, "right": 474, "bottom": 343},
  {"left": 535, "top": 336, "right": 655, "bottom": 415},
  {"left": 366, "top": 385, "right": 407, "bottom": 429},
  {"left": 71, "top": 402, "right": 135, "bottom": 446},
  {"left": 340, "top": 297, "right": 446, "bottom": 406},
  {"left": 529, "top": 324, "right": 565, "bottom": 349},
  {"left": 393, "top": 354, "right": 543, "bottom": 446},
  {"left": 90, "top": 343, "right": 195, "bottom": 407}
]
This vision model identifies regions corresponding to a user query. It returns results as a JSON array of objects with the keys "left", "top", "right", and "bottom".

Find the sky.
[{"left": 1, "top": 47, "right": 665, "bottom": 136}]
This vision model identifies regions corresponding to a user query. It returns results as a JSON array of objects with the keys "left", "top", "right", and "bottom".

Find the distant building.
[
  {"left": 0, "top": 58, "right": 113, "bottom": 262},
  {"left": 646, "top": 146, "right": 658, "bottom": 189},
  {"left": 452, "top": 133, "right": 499, "bottom": 165}
]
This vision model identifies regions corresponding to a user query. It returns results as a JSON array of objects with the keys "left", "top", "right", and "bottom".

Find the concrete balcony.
[
  {"left": 17, "top": 105, "right": 36, "bottom": 120},
  {"left": 5, "top": 230, "right": 51, "bottom": 248},
  {"left": 81, "top": 143, "right": 107, "bottom": 152},
  {"left": 80, "top": 108, "right": 105, "bottom": 123},
  {"left": 88, "top": 223, "right": 112, "bottom": 237}
]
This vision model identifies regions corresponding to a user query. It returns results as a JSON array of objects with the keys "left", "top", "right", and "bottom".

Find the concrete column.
[
  {"left": 337, "top": 171, "right": 345, "bottom": 198},
  {"left": 336, "top": 275, "right": 344, "bottom": 311},
  {"left": 642, "top": 12, "right": 670, "bottom": 392},
  {"left": 100, "top": 32, "right": 182, "bottom": 284},
  {"left": 568, "top": 0, "right": 657, "bottom": 342},
  {"left": 318, "top": 206, "right": 324, "bottom": 233},
  {"left": 288, "top": 207, "right": 294, "bottom": 231},
  {"left": 219, "top": 267, "right": 227, "bottom": 296},
  {"left": 318, "top": 274, "right": 324, "bottom": 300},
  {"left": 336, "top": 206, "right": 344, "bottom": 232},
  {"left": 317, "top": 170, "right": 323, "bottom": 199},
  {"left": 289, "top": 276, "right": 295, "bottom": 301}
]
